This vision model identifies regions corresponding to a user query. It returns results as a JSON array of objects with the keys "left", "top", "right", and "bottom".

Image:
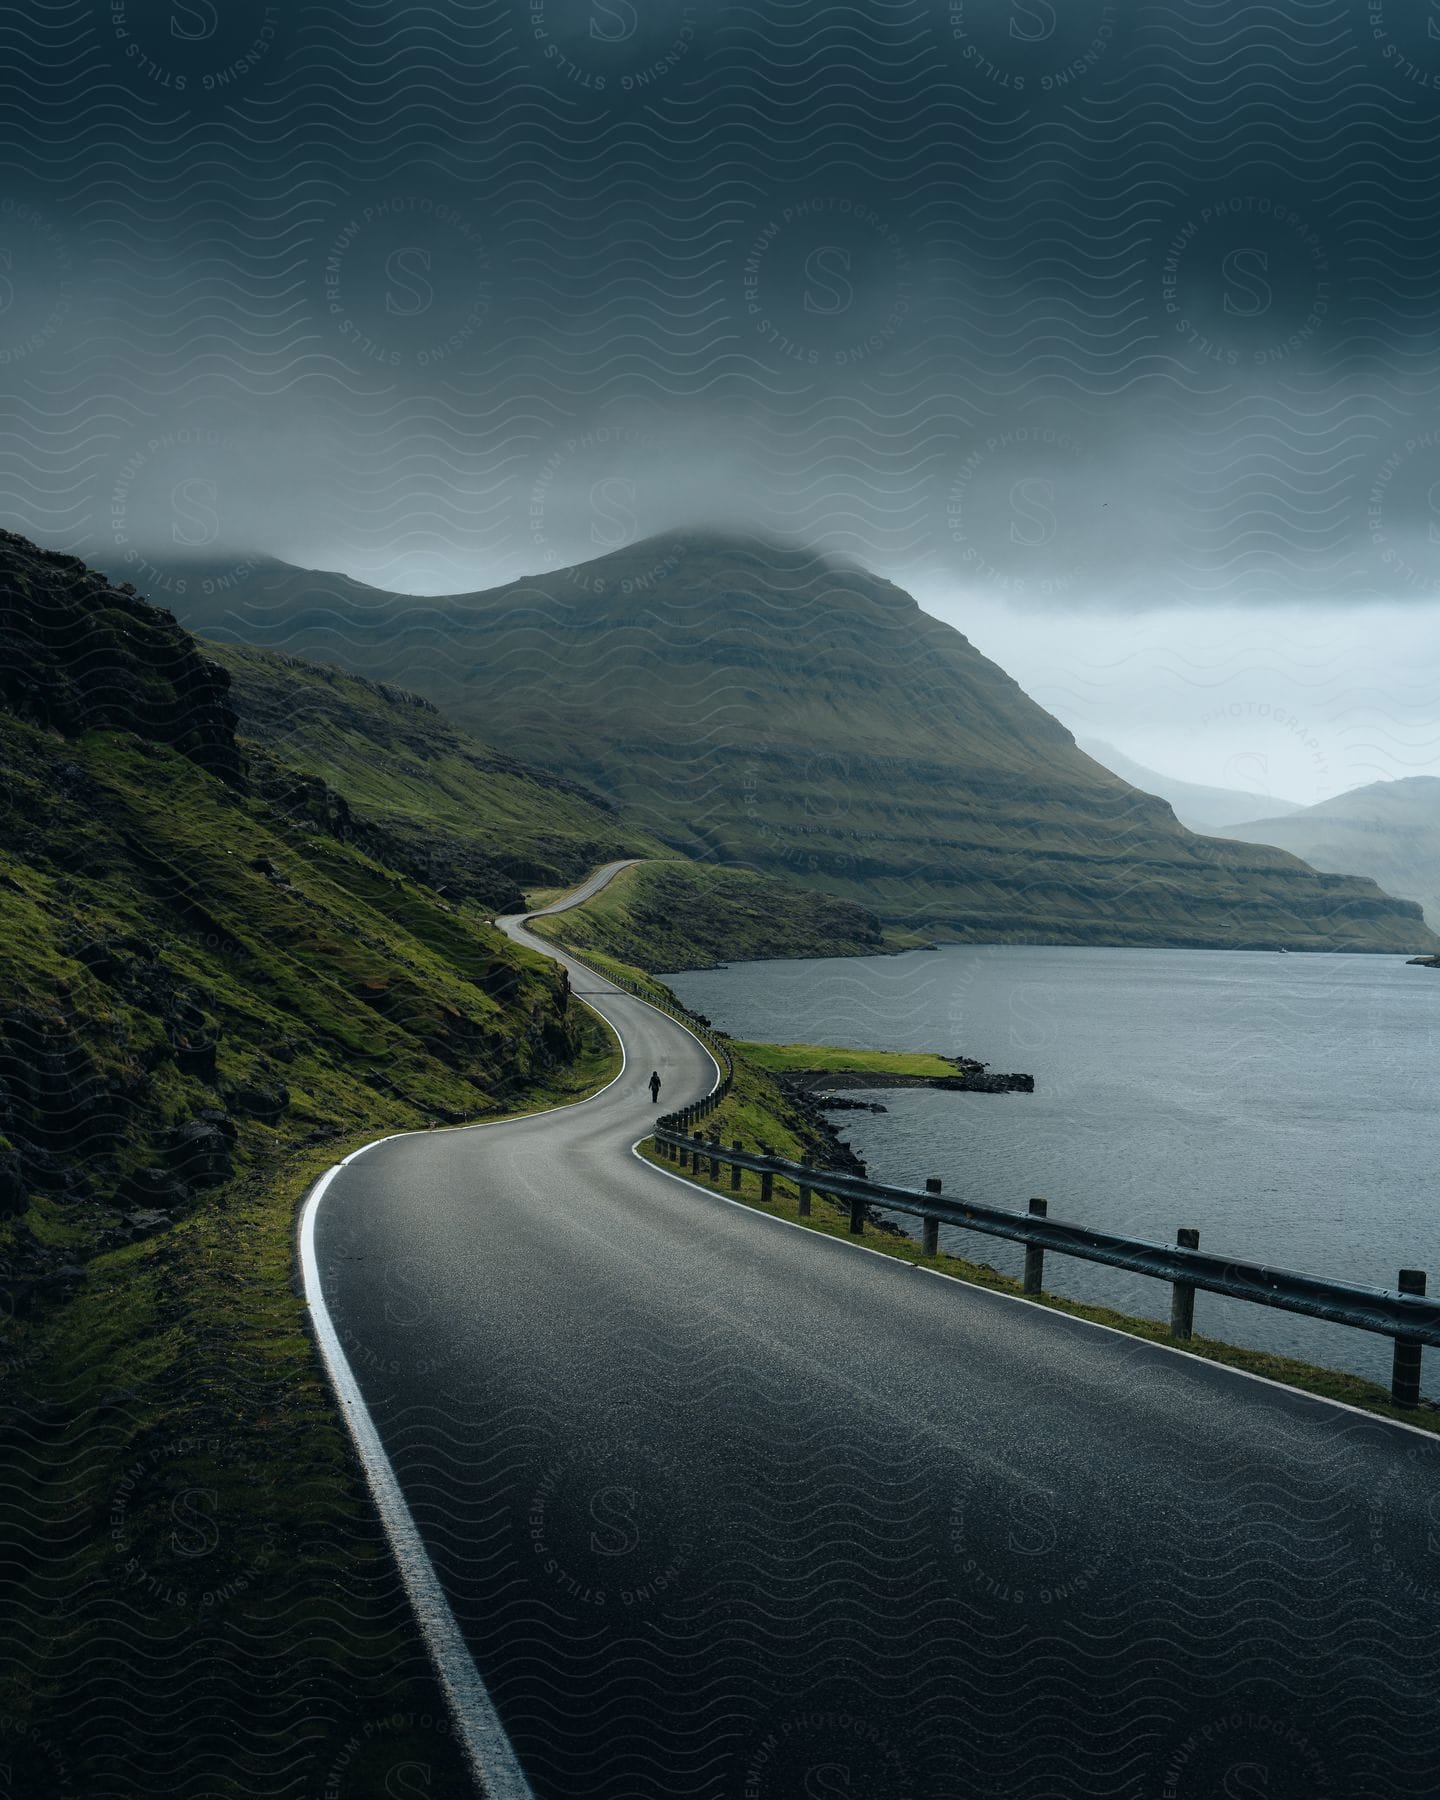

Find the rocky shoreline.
[
  {"left": 775, "top": 1081, "right": 910, "bottom": 1237},
  {"left": 772, "top": 1067, "right": 1032, "bottom": 1241}
]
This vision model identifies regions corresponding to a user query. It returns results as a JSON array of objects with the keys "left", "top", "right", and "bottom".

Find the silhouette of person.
[{"left": 648, "top": 1069, "right": 662, "bottom": 1104}]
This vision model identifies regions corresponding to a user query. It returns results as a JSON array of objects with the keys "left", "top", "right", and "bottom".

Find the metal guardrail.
[
  {"left": 541, "top": 913, "right": 1436, "bottom": 1412},
  {"left": 652, "top": 1128, "right": 1439, "bottom": 1411}
]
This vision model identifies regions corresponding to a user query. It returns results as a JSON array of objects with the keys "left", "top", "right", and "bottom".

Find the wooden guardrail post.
[
  {"left": 731, "top": 1142, "right": 743, "bottom": 1190},
  {"left": 1023, "top": 1198, "right": 1047, "bottom": 1294},
  {"left": 1392, "top": 1269, "right": 1427, "bottom": 1408},
  {"left": 922, "top": 1178, "right": 941, "bottom": 1256},
  {"left": 848, "top": 1161, "right": 868, "bottom": 1234},
  {"left": 1171, "top": 1228, "right": 1200, "bottom": 1339},
  {"left": 709, "top": 1136, "right": 720, "bottom": 1179},
  {"left": 798, "top": 1182, "right": 811, "bottom": 1218},
  {"left": 759, "top": 1146, "right": 774, "bottom": 1205},
  {"left": 692, "top": 1132, "right": 704, "bottom": 1172},
  {"left": 678, "top": 1133, "right": 689, "bottom": 1170}
]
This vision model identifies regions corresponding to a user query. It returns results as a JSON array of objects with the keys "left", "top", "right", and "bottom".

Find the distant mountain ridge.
[
  {"left": 1078, "top": 738, "right": 1303, "bottom": 835},
  {"left": 1223, "top": 777, "right": 1440, "bottom": 931},
  {"left": 145, "top": 529, "right": 1435, "bottom": 953}
]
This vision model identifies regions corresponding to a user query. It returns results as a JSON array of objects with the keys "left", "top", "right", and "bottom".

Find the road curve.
[
  {"left": 312, "top": 870, "right": 1440, "bottom": 1800},
  {"left": 522, "top": 856, "right": 643, "bottom": 916}
]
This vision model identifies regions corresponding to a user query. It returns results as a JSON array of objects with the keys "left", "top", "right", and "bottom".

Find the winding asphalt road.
[{"left": 313, "top": 867, "right": 1440, "bottom": 1800}]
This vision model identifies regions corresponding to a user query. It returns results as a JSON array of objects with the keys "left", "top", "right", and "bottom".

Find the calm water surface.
[{"left": 669, "top": 946, "right": 1440, "bottom": 1388}]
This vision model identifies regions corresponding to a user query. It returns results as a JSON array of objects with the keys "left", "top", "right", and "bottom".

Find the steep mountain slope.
[
  {"left": 0, "top": 528, "right": 616, "bottom": 1795},
  {"left": 0, "top": 530, "right": 592, "bottom": 1238},
  {"left": 1078, "top": 738, "right": 1303, "bottom": 835},
  {"left": 1223, "top": 777, "right": 1440, "bottom": 930},
  {"left": 204, "top": 639, "right": 656, "bottom": 911},
  {"left": 151, "top": 531, "right": 1435, "bottom": 952}
]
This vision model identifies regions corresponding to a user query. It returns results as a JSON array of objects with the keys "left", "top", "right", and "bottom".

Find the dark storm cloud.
[{"left": 1, "top": 1, "right": 1439, "bottom": 602}]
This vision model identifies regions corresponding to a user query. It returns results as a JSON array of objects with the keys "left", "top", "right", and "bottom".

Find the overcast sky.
[{"left": 3, "top": 1, "right": 1439, "bottom": 804}]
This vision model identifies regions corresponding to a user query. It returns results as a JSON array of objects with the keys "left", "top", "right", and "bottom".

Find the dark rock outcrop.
[
  {"left": 0, "top": 1004, "right": 121, "bottom": 1164},
  {"left": 118, "top": 1166, "right": 191, "bottom": 1214},
  {"left": 167, "top": 1115, "right": 236, "bottom": 1189},
  {"left": 0, "top": 530, "right": 241, "bottom": 782},
  {"left": 0, "top": 1150, "right": 26, "bottom": 1217},
  {"left": 220, "top": 1079, "right": 289, "bottom": 1124}
]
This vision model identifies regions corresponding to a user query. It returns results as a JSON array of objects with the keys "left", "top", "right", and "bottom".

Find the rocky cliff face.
[{"left": 0, "top": 530, "right": 241, "bottom": 782}]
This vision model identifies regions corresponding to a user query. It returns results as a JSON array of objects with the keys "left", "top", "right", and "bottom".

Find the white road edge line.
[
  {"left": 296, "top": 990, "right": 630, "bottom": 1800},
  {"left": 300, "top": 1165, "right": 535, "bottom": 1799}
]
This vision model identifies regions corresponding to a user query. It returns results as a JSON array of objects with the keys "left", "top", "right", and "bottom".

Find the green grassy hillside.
[
  {"left": 527, "top": 858, "right": 925, "bottom": 969},
  {"left": 205, "top": 639, "right": 660, "bottom": 912},
  {"left": 0, "top": 720, "right": 592, "bottom": 1225},
  {"left": 0, "top": 529, "right": 620, "bottom": 1796},
  {"left": 153, "top": 532, "right": 1436, "bottom": 953}
]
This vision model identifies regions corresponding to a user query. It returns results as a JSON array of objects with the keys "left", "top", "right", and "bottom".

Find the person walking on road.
[{"left": 648, "top": 1069, "right": 662, "bottom": 1104}]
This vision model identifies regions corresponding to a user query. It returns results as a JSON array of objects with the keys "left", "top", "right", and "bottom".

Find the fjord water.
[{"left": 670, "top": 947, "right": 1440, "bottom": 1389}]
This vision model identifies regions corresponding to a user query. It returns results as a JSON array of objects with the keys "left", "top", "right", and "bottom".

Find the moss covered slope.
[
  {"left": 205, "top": 637, "right": 662, "bottom": 913},
  {"left": 0, "top": 719, "right": 584, "bottom": 1239},
  {"left": 0, "top": 529, "right": 619, "bottom": 1796}
]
